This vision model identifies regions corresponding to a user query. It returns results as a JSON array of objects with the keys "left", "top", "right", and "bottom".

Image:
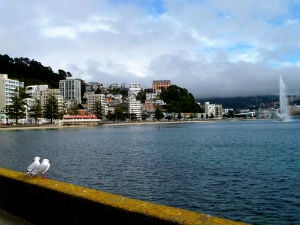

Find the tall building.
[
  {"left": 152, "top": 80, "right": 171, "bottom": 93},
  {"left": 128, "top": 95, "right": 142, "bottom": 121},
  {"left": 59, "top": 77, "right": 81, "bottom": 105},
  {"left": 0, "top": 74, "right": 24, "bottom": 110}
]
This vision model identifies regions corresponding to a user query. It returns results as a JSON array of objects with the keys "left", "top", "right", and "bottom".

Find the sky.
[{"left": 0, "top": 0, "right": 299, "bottom": 98}]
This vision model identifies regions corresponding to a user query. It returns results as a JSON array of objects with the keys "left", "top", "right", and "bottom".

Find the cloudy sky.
[{"left": 1, "top": 0, "right": 299, "bottom": 98}]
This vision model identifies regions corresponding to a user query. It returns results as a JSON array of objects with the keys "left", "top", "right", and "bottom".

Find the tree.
[
  {"left": 155, "top": 108, "right": 164, "bottom": 121},
  {"left": 142, "top": 111, "right": 148, "bottom": 120},
  {"left": 160, "top": 85, "right": 202, "bottom": 113},
  {"left": 177, "top": 113, "right": 182, "bottom": 120},
  {"left": 93, "top": 100, "right": 102, "bottom": 119},
  {"left": 44, "top": 94, "right": 60, "bottom": 124},
  {"left": 136, "top": 91, "right": 146, "bottom": 103},
  {"left": 30, "top": 99, "right": 42, "bottom": 124},
  {"left": 6, "top": 90, "right": 26, "bottom": 124},
  {"left": 69, "top": 99, "right": 78, "bottom": 115},
  {"left": 0, "top": 54, "right": 69, "bottom": 88},
  {"left": 114, "top": 106, "right": 125, "bottom": 121},
  {"left": 106, "top": 111, "right": 115, "bottom": 121}
]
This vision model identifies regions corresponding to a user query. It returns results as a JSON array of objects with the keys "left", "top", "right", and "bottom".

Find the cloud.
[{"left": 0, "top": 0, "right": 299, "bottom": 98}]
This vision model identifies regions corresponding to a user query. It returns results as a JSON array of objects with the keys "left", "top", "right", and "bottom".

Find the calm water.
[{"left": 0, "top": 120, "right": 299, "bottom": 225}]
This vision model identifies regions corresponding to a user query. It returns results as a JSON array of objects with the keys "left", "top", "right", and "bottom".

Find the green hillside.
[{"left": 0, "top": 54, "right": 72, "bottom": 88}]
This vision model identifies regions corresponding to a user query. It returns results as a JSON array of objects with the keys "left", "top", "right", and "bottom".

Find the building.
[
  {"left": 85, "top": 82, "right": 103, "bottom": 92},
  {"left": 87, "top": 93, "right": 107, "bottom": 115},
  {"left": 215, "top": 104, "right": 223, "bottom": 119},
  {"left": 39, "top": 89, "right": 64, "bottom": 113},
  {"left": 128, "top": 96, "right": 142, "bottom": 121},
  {"left": 110, "top": 83, "right": 126, "bottom": 90},
  {"left": 128, "top": 83, "right": 141, "bottom": 96},
  {"left": 25, "top": 85, "right": 49, "bottom": 99},
  {"left": 144, "top": 100, "right": 156, "bottom": 113},
  {"left": 146, "top": 92, "right": 158, "bottom": 100},
  {"left": 59, "top": 77, "right": 81, "bottom": 105},
  {"left": 205, "top": 102, "right": 223, "bottom": 119},
  {"left": 144, "top": 92, "right": 158, "bottom": 114},
  {"left": 0, "top": 74, "right": 24, "bottom": 110},
  {"left": 152, "top": 80, "right": 171, "bottom": 93},
  {"left": 0, "top": 109, "right": 7, "bottom": 124}
]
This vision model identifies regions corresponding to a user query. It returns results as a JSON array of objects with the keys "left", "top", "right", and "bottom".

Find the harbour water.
[{"left": 0, "top": 120, "right": 299, "bottom": 225}]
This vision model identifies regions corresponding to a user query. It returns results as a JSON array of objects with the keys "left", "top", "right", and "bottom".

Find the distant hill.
[
  {"left": 0, "top": 54, "right": 72, "bottom": 88},
  {"left": 197, "top": 96, "right": 280, "bottom": 110}
]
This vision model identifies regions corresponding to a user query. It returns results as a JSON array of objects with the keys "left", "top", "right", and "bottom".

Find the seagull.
[
  {"left": 26, "top": 156, "right": 41, "bottom": 175},
  {"left": 29, "top": 158, "right": 50, "bottom": 178}
]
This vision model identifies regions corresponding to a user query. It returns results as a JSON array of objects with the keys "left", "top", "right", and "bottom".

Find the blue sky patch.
[
  {"left": 227, "top": 43, "right": 254, "bottom": 52},
  {"left": 111, "top": 0, "right": 166, "bottom": 15}
]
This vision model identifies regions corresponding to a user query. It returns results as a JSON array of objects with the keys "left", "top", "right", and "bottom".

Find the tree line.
[
  {"left": 6, "top": 89, "right": 61, "bottom": 125},
  {"left": 0, "top": 54, "right": 71, "bottom": 88}
]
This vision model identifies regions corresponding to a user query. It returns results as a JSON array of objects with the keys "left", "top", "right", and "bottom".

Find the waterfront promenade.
[{"left": 0, "top": 167, "right": 248, "bottom": 225}]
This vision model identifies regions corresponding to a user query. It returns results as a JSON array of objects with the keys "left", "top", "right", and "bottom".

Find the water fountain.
[{"left": 279, "top": 75, "right": 290, "bottom": 121}]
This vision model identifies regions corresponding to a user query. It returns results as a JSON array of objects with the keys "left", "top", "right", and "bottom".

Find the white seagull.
[
  {"left": 26, "top": 156, "right": 41, "bottom": 175},
  {"left": 29, "top": 158, "right": 50, "bottom": 177}
]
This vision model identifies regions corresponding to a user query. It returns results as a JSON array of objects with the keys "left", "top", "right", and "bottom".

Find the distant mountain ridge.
[{"left": 197, "top": 96, "right": 280, "bottom": 110}]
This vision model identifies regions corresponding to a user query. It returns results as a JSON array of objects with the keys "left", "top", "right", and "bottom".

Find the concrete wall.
[{"left": 0, "top": 168, "right": 249, "bottom": 225}]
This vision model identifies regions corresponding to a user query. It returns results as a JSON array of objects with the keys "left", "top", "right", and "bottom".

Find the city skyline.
[{"left": 0, "top": 0, "right": 299, "bottom": 98}]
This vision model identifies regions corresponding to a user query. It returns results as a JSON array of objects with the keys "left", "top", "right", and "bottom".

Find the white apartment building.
[
  {"left": 128, "top": 83, "right": 141, "bottom": 96},
  {"left": 128, "top": 95, "right": 142, "bottom": 121},
  {"left": 87, "top": 93, "right": 107, "bottom": 115},
  {"left": 25, "top": 85, "right": 49, "bottom": 99},
  {"left": 86, "top": 82, "right": 103, "bottom": 92},
  {"left": 205, "top": 102, "right": 223, "bottom": 119},
  {"left": 59, "top": 77, "right": 81, "bottom": 105},
  {"left": 0, "top": 74, "right": 24, "bottom": 110},
  {"left": 146, "top": 92, "right": 158, "bottom": 100},
  {"left": 110, "top": 83, "right": 126, "bottom": 89}
]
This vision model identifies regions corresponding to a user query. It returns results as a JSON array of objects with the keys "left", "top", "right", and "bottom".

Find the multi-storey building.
[
  {"left": 146, "top": 92, "right": 158, "bottom": 100},
  {"left": 87, "top": 93, "right": 107, "bottom": 115},
  {"left": 205, "top": 102, "right": 223, "bottom": 119},
  {"left": 59, "top": 77, "right": 81, "bottom": 105},
  {"left": 0, "top": 74, "right": 24, "bottom": 110},
  {"left": 110, "top": 83, "right": 126, "bottom": 90},
  {"left": 152, "top": 80, "right": 171, "bottom": 93},
  {"left": 215, "top": 104, "right": 223, "bottom": 119},
  {"left": 39, "top": 89, "right": 64, "bottom": 112},
  {"left": 144, "top": 100, "right": 156, "bottom": 113},
  {"left": 128, "top": 83, "right": 141, "bottom": 96},
  {"left": 144, "top": 92, "right": 158, "bottom": 114},
  {"left": 25, "top": 85, "right": 49, "bottom": 99},
  {"left": 128, "top": 95, "right": 142, "bottom": 121},
  {"left": 86, "top": 82, "right": 103, "bottom": 92}
]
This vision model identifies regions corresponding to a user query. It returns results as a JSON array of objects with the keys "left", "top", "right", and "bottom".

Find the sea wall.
[{"left": 0, "top": 168, "right": 249, "bottom": 225}]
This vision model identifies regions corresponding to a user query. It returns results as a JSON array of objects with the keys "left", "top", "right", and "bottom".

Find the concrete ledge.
[{"left": 0, "top": 168, "right": 249, "bottom": 225}]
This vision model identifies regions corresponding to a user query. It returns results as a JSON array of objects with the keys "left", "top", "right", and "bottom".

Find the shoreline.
[
  {"left": 0, "top": 120, "right": 217, "bottom": 131},
  {"left": 0, "top": 118, "right": 279, "bottom": 131}
]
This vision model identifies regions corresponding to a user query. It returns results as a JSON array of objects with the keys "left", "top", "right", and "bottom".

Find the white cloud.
[{"left": 0, "top": 0, "right": 299, "bottom": 97}]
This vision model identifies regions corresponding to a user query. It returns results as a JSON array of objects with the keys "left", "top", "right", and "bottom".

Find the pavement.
[{"left": 0, "top": 208, "right": 33, "bottom": 225}]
